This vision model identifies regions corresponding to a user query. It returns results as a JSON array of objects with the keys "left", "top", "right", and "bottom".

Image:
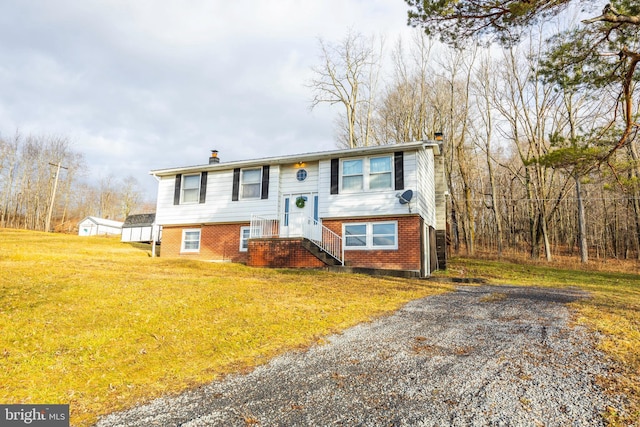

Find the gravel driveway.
[{"left": 95, "top": 285, "right": 625, "bottom": 426}]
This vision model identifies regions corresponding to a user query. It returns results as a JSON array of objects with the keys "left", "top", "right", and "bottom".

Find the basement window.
[
  {"left": 181, "top": 229, "right": 201, "bottom": 252},
  {"left": 343, "top": 221, "right": 397, "bottom": 250},
  {"left": 239, "top": 226, "right": 250, "bottom": 252}
]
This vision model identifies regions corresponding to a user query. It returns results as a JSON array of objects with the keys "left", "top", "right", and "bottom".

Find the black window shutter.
[
  {"left": 232, "top": 168, "right": 240, "bottom": 201},
  {"left": 394, "top": 152, "right": 404, "bottom": 190},
  {"left": 261, "top": 165, "right": 270, "bottom": 200},
  {"left": 173, "top": 174, "right": 182, "bottom": 205},
  {"left": 199, "top": 171, "right": 208, "bottom": 204},
  {"left": 330, "top": 159, "right": 339, "bottom": 194}
]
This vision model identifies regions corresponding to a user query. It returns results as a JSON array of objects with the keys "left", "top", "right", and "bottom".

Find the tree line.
[
  {"left": 0, "top": 131, "right": 145, "bottom": 232},
  {"left": 309, "top": 1, "right": 640, "bottom": 262}
]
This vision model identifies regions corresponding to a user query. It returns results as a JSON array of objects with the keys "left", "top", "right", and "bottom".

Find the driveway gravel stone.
[{"left": 95, "top": 285, "right": 625, "bottom": 426}]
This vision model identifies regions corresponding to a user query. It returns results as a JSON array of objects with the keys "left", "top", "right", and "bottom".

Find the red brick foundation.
[
  {"left": 247, "top": 238, "right": 326, "bottom": 268},
  {"left": 160, "top": 223, "right": 249, "bottom": 262},
  {"left": 322, "top": 215, "right": 422, "bottom": 272},
  {"left": 160, "top": 215, "right": 423, "bottom": 273}
]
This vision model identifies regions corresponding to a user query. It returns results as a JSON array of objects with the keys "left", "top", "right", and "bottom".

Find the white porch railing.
[{"left": 250, "top": 213, "right": 343, "bottom": 265}]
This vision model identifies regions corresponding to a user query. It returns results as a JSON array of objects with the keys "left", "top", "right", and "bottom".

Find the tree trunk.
[
  {"left": 525, "top": 168, "right": 540, "bottom": 258},
  {"left": 575, "top": 175, "right": 588, "bottom": 263}
]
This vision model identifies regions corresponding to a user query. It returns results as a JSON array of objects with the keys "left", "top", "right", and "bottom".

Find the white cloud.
[{"left": 0, "top": 0, "right": 418, "bottom": 200}]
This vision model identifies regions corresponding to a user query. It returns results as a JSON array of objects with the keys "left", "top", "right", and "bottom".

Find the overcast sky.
[{"left": 0, "top": 0, "right": 418, "bottom": 201}]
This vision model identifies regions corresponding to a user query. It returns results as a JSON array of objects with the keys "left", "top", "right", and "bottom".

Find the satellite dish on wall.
[
  {"left": 396, "top": 189, "right": 414, "bottom": 212},
  {"left": 397, "top": 189, "right": 413, "bottom": 204}
]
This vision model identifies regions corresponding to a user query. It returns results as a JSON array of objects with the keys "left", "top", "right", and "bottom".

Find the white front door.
[{"left": 282, "top": 193, "right": 318, "bottom": 238}]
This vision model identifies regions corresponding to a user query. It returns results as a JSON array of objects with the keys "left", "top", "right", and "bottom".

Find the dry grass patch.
[
  {"left": 0, "top": 229, "right": 450, "bottom": 426},
  {"left": 440, "top": 256, "right": 640, "bottom": 425},
  {"left": 479, "top": 292, "right": 508, "bottom": 303}
]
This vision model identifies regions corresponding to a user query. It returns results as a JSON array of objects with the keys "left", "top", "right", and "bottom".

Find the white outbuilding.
[
  {"left": 77, "top": 216, "right": 124, "bottom": 236},
  {"left": 121, "top": 213, "right": 161, "bottom": 243}
]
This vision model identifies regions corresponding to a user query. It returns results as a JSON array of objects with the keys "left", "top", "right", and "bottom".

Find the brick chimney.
[{"left": 209, "top": 150, "right": 220, "bottom": 164}]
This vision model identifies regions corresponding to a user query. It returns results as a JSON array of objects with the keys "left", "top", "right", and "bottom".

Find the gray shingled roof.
[{"left": 122, "top": 213, "right": 156, "bottom": 228}]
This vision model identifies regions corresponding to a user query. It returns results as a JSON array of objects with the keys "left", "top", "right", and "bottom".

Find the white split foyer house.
[{"left": 150, "top": 140, "right": 447, "bottom": 277}]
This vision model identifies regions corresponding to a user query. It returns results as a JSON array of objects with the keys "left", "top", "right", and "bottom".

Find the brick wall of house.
[
  {"left": 247, "top": 238, "right": 326, "bottom": 268},
  {"left": 161, "top": 216, "right": 423, "bottom": 272},
  {"left": 160, "top": 223, "right": 249, "bottom": 262},
  {"left": 322, "top": 215, "right": 422, "bottom": 272}
]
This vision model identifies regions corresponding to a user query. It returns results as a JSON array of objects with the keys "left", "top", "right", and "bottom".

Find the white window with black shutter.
[
  {"left": 241, "top": 168, "right": 261, "bottom": 199},
  {"left": 232, "top": 166, "right": 270, "bottom": 201},
  {"left": 338, "top": 155, "right": 395, "bottom": 193},
  {"left": 182, "top": 174, "right": 200, "bottom": 203},
  {"left": 331, "top": 152, "right": 403, "bottom": 195},
  {"left": 173, "top": 172, "right": 208, "bottom": 205}
]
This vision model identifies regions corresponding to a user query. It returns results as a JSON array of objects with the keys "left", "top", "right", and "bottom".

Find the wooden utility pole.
[{"left": 45, "top": 162, "right": 68, "bottom": 232}]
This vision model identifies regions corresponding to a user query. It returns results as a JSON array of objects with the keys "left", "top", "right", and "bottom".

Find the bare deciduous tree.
[
  {"left": 308, "top": 30, "right": 383, "bottom": 148},
  {"left": 0, "top": 132, "right": 84, "bottom": 231},
  {"left": 471, "top": 52, "right": 504, "bottom": 256},
  {"left": 120, "top": 176, "right": 142, "bottom": 219}
]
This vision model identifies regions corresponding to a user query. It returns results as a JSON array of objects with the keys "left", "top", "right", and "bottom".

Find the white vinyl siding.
[
  {"left": 319, "top": 152, "right": 418, "bottom": 219},
  {"left": 344, "top": 221, "right": 397, "bottom": 250},
  {"left": 416, "top": 148, "right": 436, "bottom": 227},
  {"left": 155, "top": 168, "right": 280, "bottom": 226},
  {"left": 241, "top": 168, "right": 261, "bottom": 199},
  {"left": 181, "top": 174, "right": 200, "bottom": 204},
  {"left": 153, "top": 144, "right": 439, "bottom": 227},
  {"left": 181, "top": 229, "right": 201, "bottom": 252},
  {"left": 279, "top": 163, "right": 319, "bottom": 195}
]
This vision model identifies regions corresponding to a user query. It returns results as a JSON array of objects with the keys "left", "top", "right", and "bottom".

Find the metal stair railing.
[{"left": 250, "top": 213, "right": 343, "bottom": 265}]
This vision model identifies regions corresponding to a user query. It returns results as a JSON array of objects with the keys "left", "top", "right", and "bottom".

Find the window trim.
[
  {"left": 339, "top": 155, "right": 393, "bottom": 193},
  {"left": 368, "top": 156, "right": 393, "bottom": 190},
  {"left": 181, "top": 228, "right": 201, "bottom": 253},
  {"left": 343, "top": 221, "right": 398, "bottom": 250},
  {"left": 180, "top": 173, "right": 201, "bottom": 204},
  {"left": 341, "top": 158, "right": 364, "bottom": 192},
  {"left": 239, "top": 226, "right": 251, "bottom": 252},
  {"left": 240, "top": 167, "right": 262, "bottom": 200}
]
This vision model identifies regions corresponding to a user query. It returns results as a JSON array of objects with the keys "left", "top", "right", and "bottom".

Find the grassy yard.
[
  {"left": 0, "top": 229, "right": 450, "bottom": 426},
  {"left": 439, "top": 255, "right": 640, "bottom": 425},
  {"left": 2, "top": 230, "right": 638, "bottom": 426}
]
